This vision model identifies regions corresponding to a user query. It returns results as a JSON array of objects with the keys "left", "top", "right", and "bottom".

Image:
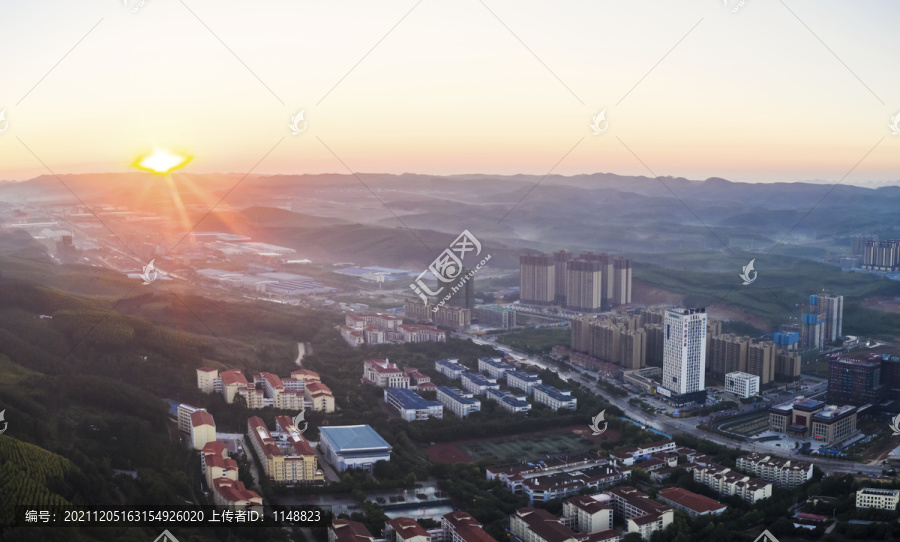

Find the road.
[{"left": 463, "top": 333, "right": 886, "bottom": 476}]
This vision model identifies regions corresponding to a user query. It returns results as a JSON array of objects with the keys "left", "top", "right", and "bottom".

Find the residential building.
[
  {"left": 319, "top": 425, "right": 393, "bottom": 472},
  {"left": 330, "top": 519, "right": 375, "bottom": 542},
  {"left": 437, "top": 386, "right": 481, "bottom": 418},
  {"left": 254, "top": 372, "right": 305, "bottom": 410},
  {"left": 486, "top": 455, "right": 621, "bottom": 494},
  {"left": 197, "top": 366, "right": 218, "bottom": 394},
  {"left": 725, "top": 371, "right": 760, "bottom": 398},
  {"left": 176, "top": 403, "right": 205, "bottom": 434},
  {"left": 507, "top": 370, "right": 543, "bottom": 395},
  {"left": 220, "top": 369, "right": 250, "bottom": 404},
  {"left": 863, "top": 239, "right": 900, "bottom": 271},
  {"left": 660, "top": 307, "right": 708, "bottom": 406},
  {"left": 570, "top": 313, "right": 646, "bottom": 370},
  {"left": 478, "top": 357, "right": 514, "bottom": 379},
  {"left": 305, "top": 381, "right": 335, "bottom": 412},
  {"left": 856, "top": 488, "right": 900, "bottom": 510},
  {"left": 735, "top": 453, "right": 813, "bottom": 488},
  {"left": 201, "top": 440, "right": 238, "bottom": 488},
  {"left": 510, "top": 508, "right": 617, "bottom": 542},
  {"left": 397, "top": 324, "right": 447, "bottom": 343},
  {"left": 533, "top": 384, "right": 577, "bottom": 411},
  {"left": 686, "top": 462, "right": 773, "bottom": 504},
  {"left": 461, "top": 372, "right": 500, "bottom": 396},
  {"left": 404, "top": 299, "right": 473, "bottom": 329},
  {"left": 554, "top": 250, "right": 570, "bottom": 305},
  {"left": 384, "top": 388, "right": 443, "bottom": 422},
  {"left": 487, "top": 388, "right": 531, "bottom": 413},
  {"left": 828, "top": 357, "right": 883, "bottom": 405},
  {"left": 607, "top": 486, "right": 673, "bottom": 540},
  {"left": 190, "top": 410, "right": 216, "bottom": 450},
  {"left": 566, "top": 260, "right": 603, "bottom": 313},
  {"left": 520, "top": 254, "right": 556, "bottom": 306},
  {"left": 656, "top": 488, "right": 726, "bottom": 517},
  {"left": 561, "top": 495, "right": 613, "bottom": 533},
  {"left": 607, "top": 440, "right": 677, "bottom": 467},
  {"left": 800, "top": 293, "right": 842, "bottom": 348},
  {"left": 363, "top": 359, "right": 411, "bottom": 388},
  {"left": 819, "top": 294, "right": 843, "bottom": 344},
  {"left": 435, "top": 358, "right": 465, "bottom": 379},
  {"left": 211, "top": 477, "right": 263, "bottom": 511},
  {"left": 775, "top": 349, "right": 802, "bottom": 381},
  {"left": 247, "top": 416, "right": 323, "bottom": 483},
  {"left": 385, "top": 517, "right": 431, "bottom": 542},
  {"left": 442, "top": 511, "right": 497, "bottom": 542}
]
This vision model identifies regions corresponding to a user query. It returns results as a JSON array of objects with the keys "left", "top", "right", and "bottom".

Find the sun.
[{"left": 133, "top": 147, "right": 192, "bottom": 175}]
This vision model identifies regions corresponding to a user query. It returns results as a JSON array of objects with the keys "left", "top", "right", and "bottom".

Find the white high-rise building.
[
  {"left": 820, "top": 293, "right": 843, "bottom": 344},
  {"left": 661, "top": 307, "right": 708, "bottom": 406}
]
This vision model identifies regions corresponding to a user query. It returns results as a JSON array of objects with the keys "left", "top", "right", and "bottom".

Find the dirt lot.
[
  {"left": 862, "top": 296, "right": 900, "bottom": 314},
  {"left": 425, "top": 425, "right": 621, "bottom": 465}
]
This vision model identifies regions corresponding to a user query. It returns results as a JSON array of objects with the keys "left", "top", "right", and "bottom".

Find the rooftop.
[
  {"left": 387, "top": 517, "right": 429, "bottom": 540},
  {"left": 534, "top": 384, "right": 574, "bottom": 401},
  {"left": 386, "top": 388, "right": 442, "bottom": 411},
  {"left": 657, "top": 487, "right": 726, "bottom": 514},
  {"left": 320, "top": 425, "right": 392, "bottom": 452},
  {"left": 507, "top": 370, "right": 542, "bottom": 382},
  {"left": 190, "top": 410, "right": 215, "bottom": 428},
  {"left": 437, "top": 386, "right": 480, "bottom": 405}
]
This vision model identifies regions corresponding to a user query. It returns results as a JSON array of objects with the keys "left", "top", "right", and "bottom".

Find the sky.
[{"left": 0, "top": 0, "right": 898, "bottom": 185}]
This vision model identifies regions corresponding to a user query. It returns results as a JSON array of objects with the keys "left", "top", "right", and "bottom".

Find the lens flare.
[{"left": 133, "top": 148, "right": 192, "bottom": 175}]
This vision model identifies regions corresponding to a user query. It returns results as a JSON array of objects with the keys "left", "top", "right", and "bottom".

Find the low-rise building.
[
  {"left": 363, "top": 359, "right": 411, "bottom": 388},
  {"left": 442, "top": 511, "right": 497, "bottom": 542},
  {"left": 201, "top": 440, "right": 238, "bottom": 488},
  {"left": 435, "top": 358, "right": 466, "bottom": 379},
  {"left": 305, "top": 381, "right": 335, "bottom": 412},
  {"left": 319, "top": 425, "right": 393, "bottom": 472},
  {"left": 330, "top": 519, "right": 375, "bottom": 542},
  {"left": 686, "top": 462, "right": 772, "bottom": 504},
  {"left": 856, "top": 487, "right": 900, "bottom": 510},
  {"left": 656, "top": 487, "right": 726, "bottom": 517},
  {"left": 461, "top": 372, "right": 500, "bottom": 396},
  {"left": 405, "top": 368, "right": 435, "bottom": 391},
  {"left": 478, "top": 357, "right": 515, "bottom": 379},
  {"left": 190, "top": 410, "right": 217, "bottom": 450},
  {"left": 523, "top": 465, "right": 629, "bottom": 504},
  {"left": 211, "top": 478, "right": 263, "bottom": 511},
  {"left": 533, "top": 385, "right": 577, "bottom": 411},
  {"left": 725, "top": 371, "right": 760, "bottom": 399},
  {"left": 561, "top": 495, "right": 613, "bottom": 533},
  {"left": 436, "top": 386, "right": 481, "bottom": 418},
  {"left": 384, "top": 388, "right": 443, "bottom": 421},
  {"left": 385, "top": 517, "right": 431, "bottom": 542},
  {"left": 510, "top": 507, "right": 618, "bottom": 542},
  {"left": 486, "top": 454, "right": 615, "bottom": 494},
  {"left": 506, "top": 370, "right": 543, "bottom": 395},
  {"left": 735, "top": 453, "right": 813, "bottom": 488},
  {"left": 607, "top": 486, "right": 673, "bottom": 540},
  {"left": 487, "top": 388, "right": 531, "bottom": 413}
]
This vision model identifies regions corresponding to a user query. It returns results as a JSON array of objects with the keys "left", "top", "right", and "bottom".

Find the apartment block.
[
  {"left": 363, "top": 359, "right": 411, "bottom": 388},
  {"left": 478, "top": 357, "right": 514, "bottom": 379},
  {"left": 607, "top": 486, "right": 673, "bottom": 540},
  {"left": 384, "top": 388, "right": 443, "bottom": 421},
  {"left": 461, "top": 372, "right": 500, "bottom": 396},
  {"left": 561, "top": 495, "right": 612, "bottom": 533},
  {"left": 506, "top": 370, "right": 542, "bottom": 395},
  {"left": 436, "top": 386, "right": 481, "bottom": 418},
  {"left": 735, "top": 453, "right": 813, "bottom": 489},
  {"left": 247, "top": 416, "right": 324, "bottom": 483},
  {"left": 533, "top": 385, "right": 577, "bottom": 411},
  {"left": 685, "top": 462, "right": 772, "bottom": 504},
  {"left": 486, "top": 388, "right": 531, "bottom": 413},
  {"left": 435, "top": 358, "right": 466, "bottom": 379}
]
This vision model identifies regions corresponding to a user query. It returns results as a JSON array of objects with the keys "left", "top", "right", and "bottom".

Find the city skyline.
[{"left": 0, "top": 1, "right": 898, "bottom": 184}]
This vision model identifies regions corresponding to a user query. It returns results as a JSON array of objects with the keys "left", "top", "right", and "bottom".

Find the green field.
[
  {"left": 460, "top": 432, "right": 594, "bottom": 463},
  {"left": 495, "top": 328, "right": 570, "bottom": 355}
]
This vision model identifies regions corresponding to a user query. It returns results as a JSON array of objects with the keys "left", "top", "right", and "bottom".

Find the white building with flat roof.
[
  {"left": 724, "top": 371, "right": 760, "bottom": 399},
  {"left": 437, "top": 386, "right": 481, "bottom": 418},
  {"left": 856, "top": 488, "right": 900, "bottom": 510}
]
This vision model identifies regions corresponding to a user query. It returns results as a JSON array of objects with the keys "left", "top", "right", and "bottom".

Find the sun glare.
[{"left": 133, "top": 148, "right": 192, "bottom": 175}]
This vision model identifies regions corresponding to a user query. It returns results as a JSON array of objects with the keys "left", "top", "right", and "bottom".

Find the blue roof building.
[
  {"left": 383, "top": 388, "right": 443, "bottom": 422},
  {"left": 319, "top": 425, "right": 393, "bottom": 472}
]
